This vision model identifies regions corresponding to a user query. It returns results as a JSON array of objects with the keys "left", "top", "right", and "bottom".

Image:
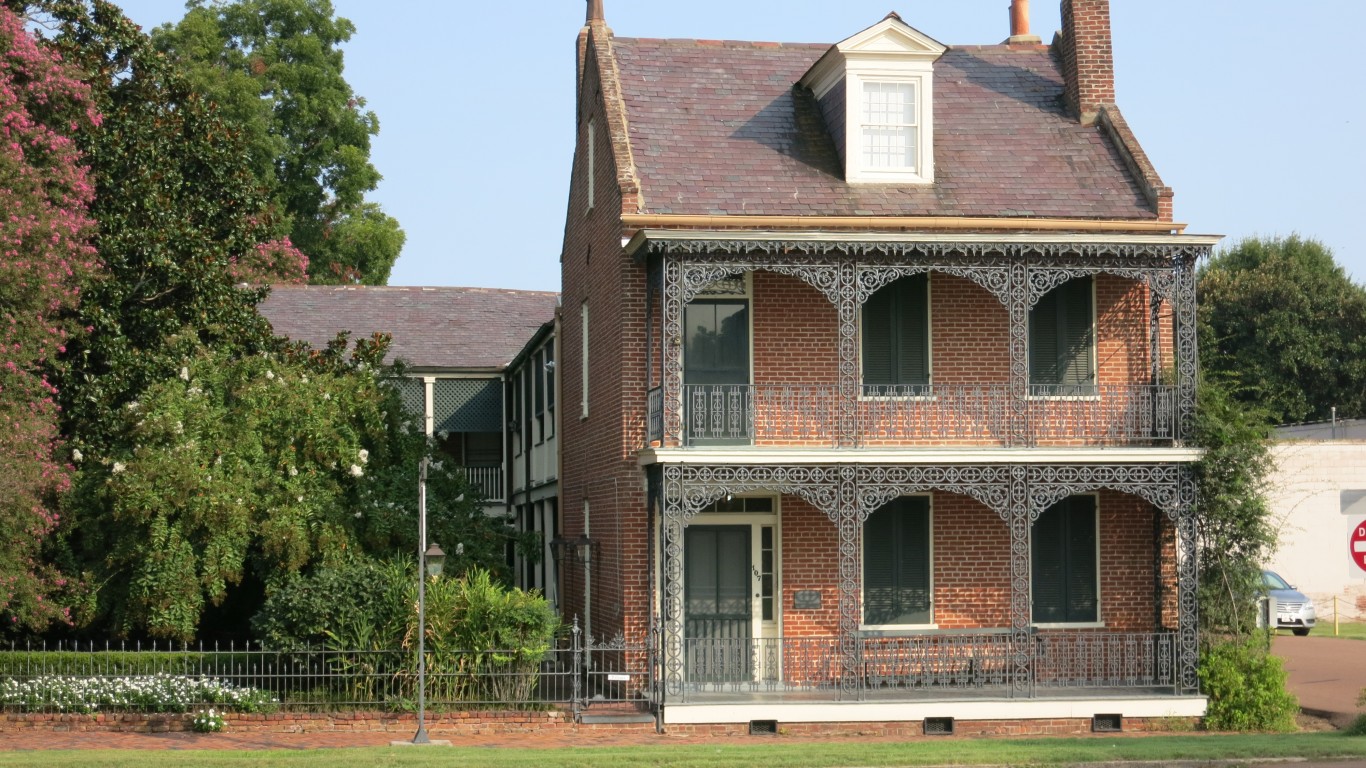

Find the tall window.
[
  {"left": 1031, "top": 495, "right": 1098, "bottom": 624},
  {"left": 544, "top": 339, "right": 555, "bottom": 437},
  {"left": 861, "top": 81, "right": 918, "bottom": 171},
  {"left": 863, "top": 496, "right": 931, "bottom": 626},
  {"left": 586, "top": 118, "right": 596, "bottom": 211},
  {"left": 580, "top": 302, "right": 589, "bottom": 419},
  {"left": 861, "top": 274, "right": 929, "bottom": 394},
  {"left": 1028, "top": 276, "right": 1095, "bottom": 394}
]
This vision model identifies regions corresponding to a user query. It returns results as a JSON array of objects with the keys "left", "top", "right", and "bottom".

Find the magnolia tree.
[{"left": 0, "top": 5, "right": 100, "bottom": 631}]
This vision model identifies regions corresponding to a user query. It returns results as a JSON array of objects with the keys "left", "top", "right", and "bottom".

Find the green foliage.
[
  {"left": 25, "top": 0, "right": 293, "bottom": 460},
  {"left": 152, "top": 0, "right": 404, "bottom": 285},
  {"left": 0, "top": 649, "right": 259, "bottom": 677},
  {"left": 1198, "top": 638, "right": 1298, "bottom": 732},
  {"left": 1199, "top": 235, "right": 1366, "bottom": 424},
  {"left": 1193, "top": 377, "right": 1277, "bottom": 637},
  {"left": 255, "top": 564, "right": 558, "bottom": 705},
  {"left": 250, "top": 556, "right": 407, "bottom": 651}
]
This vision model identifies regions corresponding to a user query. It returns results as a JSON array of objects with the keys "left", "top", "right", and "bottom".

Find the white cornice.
[
  {"left": 624, "top": 229, "right": 1223, "bottom": 257},
  {"left": 638, "top": 447, "right": 1202, "bottom": 467}
]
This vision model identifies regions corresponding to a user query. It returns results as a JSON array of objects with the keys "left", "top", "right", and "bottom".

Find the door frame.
[{"left": 678, "top": 501, "right": 783, "bottom": 679}]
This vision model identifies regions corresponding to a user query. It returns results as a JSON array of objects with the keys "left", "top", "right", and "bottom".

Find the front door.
[
  {"left": 684, "top": 525, "right": 752, "bottom": 684},
  {"left": 683, "top": 300, "right": 750, "bottom": 444}
]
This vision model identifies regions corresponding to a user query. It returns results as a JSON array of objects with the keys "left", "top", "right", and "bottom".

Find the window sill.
[
  {"left": 1031, "top": 621, "right": 1105, "bottom": 630},
  {"left": 857, "top": 623, "right": 939, "bottom": 634},
  {"left": 1024, "top": 394, "right": 1101, "bottom": 402}
]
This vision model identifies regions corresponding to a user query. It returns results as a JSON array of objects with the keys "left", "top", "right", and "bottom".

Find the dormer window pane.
[{"left": 862, "top": 82, "right": 918, "bottom": 170}]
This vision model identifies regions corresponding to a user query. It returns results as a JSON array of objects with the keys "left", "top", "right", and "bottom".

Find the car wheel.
[{"left": 1293, "top": 628, "right": 1310, "bottom": 636}]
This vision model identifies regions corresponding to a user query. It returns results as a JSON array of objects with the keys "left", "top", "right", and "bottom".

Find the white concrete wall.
[{"left": 1266, "top": 440, "right": 1366, "bottom": 623}]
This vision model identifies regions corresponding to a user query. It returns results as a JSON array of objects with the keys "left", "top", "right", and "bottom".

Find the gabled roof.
[
  {"left": 608, "top": 37, "right": 1154, "bottom": 220},
  {"left": 259, "top": 286, "right": 558, "bottom": 371}
]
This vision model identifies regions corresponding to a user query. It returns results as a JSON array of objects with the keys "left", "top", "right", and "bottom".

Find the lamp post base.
[{"left": 390, "top": 733, "right": 452, "bottom": 747}]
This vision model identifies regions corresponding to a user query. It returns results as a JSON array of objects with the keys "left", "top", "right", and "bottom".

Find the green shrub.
[
  {"left": 1199, "top": 638, "right": 1298, "bottom": 731},
  {"left": 253, "top": 559, "right": 559, "bottom": 706}
]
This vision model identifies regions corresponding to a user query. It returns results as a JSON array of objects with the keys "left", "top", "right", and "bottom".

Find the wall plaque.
[{"left": 793, "top": 590, "right": 822, "bottom": 610}]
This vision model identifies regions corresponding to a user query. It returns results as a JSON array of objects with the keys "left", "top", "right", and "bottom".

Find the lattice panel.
[
  {"left": 385, "top": 377, "right": 426, "bottom": 419},
  {"left": 433, "top": 378, "right": 501, "bottom": 433}
]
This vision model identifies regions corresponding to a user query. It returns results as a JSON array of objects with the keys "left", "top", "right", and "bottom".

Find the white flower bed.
[{"left": 0, "top": 673, "right": 277, "bottom": 714}]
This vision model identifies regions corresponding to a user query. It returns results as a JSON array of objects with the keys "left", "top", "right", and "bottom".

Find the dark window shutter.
[
  {"left": 862, "top": 275, "right": 928, "bottom": 391},
  {"left": 862, "top": 287, "right": 896, "bottom": 387},
  {"left": 1060, "top": 280, "right": 1095, "bottom": 388},
  {"left": 1031, "top": 495, "right": 1098, "bottom": 623},
  {"left": 1029, "top": 277, "right": 1094, "bottom": 391},
  {"left": 863, "top": 496, "right": 930, "bottom": 625}
]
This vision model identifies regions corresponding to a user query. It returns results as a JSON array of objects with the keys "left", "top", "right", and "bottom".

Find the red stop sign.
[{"left": 1352, "top": 522, "right": 1366, "bottom": 571}]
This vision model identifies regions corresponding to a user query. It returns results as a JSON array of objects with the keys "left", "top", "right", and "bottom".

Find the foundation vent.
[
  {"left": 1092, "top": 713, "right": 1123, "bottom": 732},
  {"left": 924, "top": 716, "right": 955, "bottom": 735},
  {"left": 749, "top": 719, "right": 778, "bottom": 735}
]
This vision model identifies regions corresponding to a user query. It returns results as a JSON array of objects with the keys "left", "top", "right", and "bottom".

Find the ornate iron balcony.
[{"left": 646, "top": 383, "right": 1176, "bottom": 448}]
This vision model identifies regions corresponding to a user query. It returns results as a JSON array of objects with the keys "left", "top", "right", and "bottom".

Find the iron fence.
[
  {"left": 674, "top": 630, "right": 1178, "bottom": 702},
  {"left": 646, "top": 383, "right": 1177, "bottom": 448},
  {"left": 0, "top": 621, "right": 655, "bottom": 716}
]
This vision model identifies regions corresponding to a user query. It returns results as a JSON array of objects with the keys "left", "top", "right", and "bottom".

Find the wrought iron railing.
[
  {"left": 0, "top": 621, "right": 654, "bottom": 716},
  {"left": 675, "top": 631, "right": 1177, "bottom": 702},
  {"left": 457, "top": 465, "right": 504, "bottom": 501},
  {"left": 646, "top": 383, "right": 1176, "bottom": 448}
]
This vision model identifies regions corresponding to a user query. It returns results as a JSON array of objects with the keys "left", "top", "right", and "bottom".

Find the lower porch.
[{"left": 642, "top": 457, "right": 1202, "bottom": 724}]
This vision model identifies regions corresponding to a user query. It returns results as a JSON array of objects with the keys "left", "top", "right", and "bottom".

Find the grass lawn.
[
  {"left": 7, "top": 733, "right": 1366, "bottom": 768},
  {"left": 1297, "top": 621, "right": 1366, "bottom": 640}
]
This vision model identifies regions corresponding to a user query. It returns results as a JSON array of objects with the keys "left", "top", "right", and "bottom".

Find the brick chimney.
[{"left": 1057, "top": 0, "right": 1114, "bottom": 126}]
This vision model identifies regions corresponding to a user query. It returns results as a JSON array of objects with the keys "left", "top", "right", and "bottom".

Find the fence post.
[{"left": 571, "top": 616, "right": 582, "bottom": 720}]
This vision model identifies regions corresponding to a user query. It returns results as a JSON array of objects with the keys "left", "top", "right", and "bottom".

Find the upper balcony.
[
  {"left": 634, "top": 231, "right": 1213, "bottom": 453},
  {"left": 649, "top": 382, "right": 1175, "bottom": 448}
]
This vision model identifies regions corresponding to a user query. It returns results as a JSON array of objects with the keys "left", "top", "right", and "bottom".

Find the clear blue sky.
[{"left": 115, "top": 1, "right": 1365, "bottom": 290}]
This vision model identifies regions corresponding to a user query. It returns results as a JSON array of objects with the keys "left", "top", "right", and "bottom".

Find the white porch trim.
[
  {"left": 662, "top": 695, "right": 1207, "bottom": 725},
  {"left": 640, "top": 447, "right": 1202, "bottom": 467}
]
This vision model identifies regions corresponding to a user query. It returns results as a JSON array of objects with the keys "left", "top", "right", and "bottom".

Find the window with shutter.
[
  {"left": 861, "top": 274, "right": 929, "bottom": 395},
  {"left": 1028, "top": 277, "right": 1096, "bottom": 395},
  {"left": 1030, "top": 495, "right": 1098, "bottom": 624},
  {"left": 862, "top": 496, "right": 931, "bottom": 625}
]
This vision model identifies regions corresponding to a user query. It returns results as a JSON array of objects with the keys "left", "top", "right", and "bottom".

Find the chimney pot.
[
  {"left": 1006, "top": 0, "right": 1042, "bottom": 45},
  {"left": 587, "top": 0, "right": 604, "bottom": 24}
]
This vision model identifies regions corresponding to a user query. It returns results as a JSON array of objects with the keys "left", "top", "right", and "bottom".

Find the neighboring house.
[
  {"left": 557, "top": 0, "right": 1212, "bottom": 731},
  {"left": 1266, "top": 420, "right": 1366, "bottom": 625},
  {"left": 258, "top": 285, "right": 560, "bottom": 590},
  {"left": 506, "top": 319, "right": 562, "bottom": 611}
]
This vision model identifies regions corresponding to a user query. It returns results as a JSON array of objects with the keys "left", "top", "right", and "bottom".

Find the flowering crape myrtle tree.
[{"left": 0, "top": 5, "right": 100, "bottom": 631}]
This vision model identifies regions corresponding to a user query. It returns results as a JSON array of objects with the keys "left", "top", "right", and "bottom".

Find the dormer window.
[
  {"left": 862, "top": 81, "right": 919, "bottom": 172},
  {"left": 800, "top": 13, "right": 945, "bottom": 185}
]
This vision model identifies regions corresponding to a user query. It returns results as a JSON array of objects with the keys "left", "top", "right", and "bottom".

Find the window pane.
[{"left": 861, "top": 82, "right": 917, "bottom": 170}]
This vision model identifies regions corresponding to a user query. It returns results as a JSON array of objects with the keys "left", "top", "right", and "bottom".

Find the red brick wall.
[
  {"left": 768, "top": 490, "right": 1165, "bottom": 634},
  {"left": 558, "top": 28, "right": 653, "bottom": 641}
]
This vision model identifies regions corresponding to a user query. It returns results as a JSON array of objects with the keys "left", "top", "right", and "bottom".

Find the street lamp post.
[{"left": 411, "top": 456, "right": 446, "bottom": 745}]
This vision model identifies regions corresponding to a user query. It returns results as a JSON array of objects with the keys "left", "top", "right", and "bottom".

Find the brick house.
[
  {"left": 259, "top": 285, "right": 561, "bottom": 598},
  {"left": 557, "top": 0, "right": 1214, "bottom": 731}
]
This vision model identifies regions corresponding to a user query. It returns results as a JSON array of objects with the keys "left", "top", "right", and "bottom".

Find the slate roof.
[
  {"left": 259, "top": 286, "right": 558, "bottom": 370},
  {"left": 610, "top": 38, "right": 1155, "bottom": 220}
]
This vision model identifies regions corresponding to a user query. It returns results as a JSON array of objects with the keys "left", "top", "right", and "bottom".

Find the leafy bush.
[
  {"left": 0, "top": 650, "right": 260, "bottom": 678},
  {"left": 0, "top": 674, "right": 276, "bottom": 714},
  {"left": 1198, "top": 638, "right": 1298, "bottom": 732},
  {"left": 254, "top": 560, "right": 559, "bottom": 706}
]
